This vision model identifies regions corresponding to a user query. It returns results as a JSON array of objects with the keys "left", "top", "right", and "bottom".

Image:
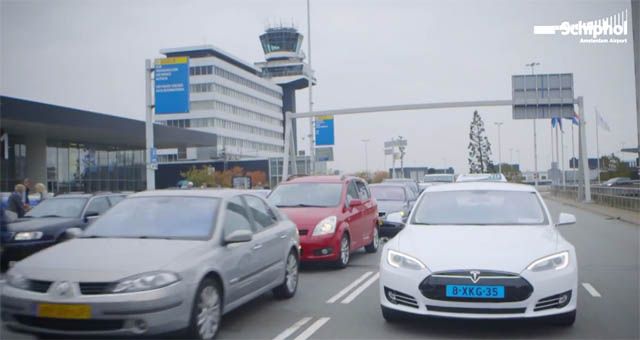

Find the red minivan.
[{"left": 268, "top": 175, "right": 380, "bottom": 268}]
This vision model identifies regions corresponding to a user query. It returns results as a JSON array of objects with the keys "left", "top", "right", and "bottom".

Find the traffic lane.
[
  {"left": 545, "top": 198, "right": 639, "bottom": 339},
  {"left": 216, "top": 248, "right": 382, "bottom": 339}
]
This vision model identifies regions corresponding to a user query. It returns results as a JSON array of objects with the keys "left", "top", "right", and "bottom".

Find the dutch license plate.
[
  {"left": 445, "top": 285, "right": 505, "bottom": 298},
  {"left": 37, "top": 304, "right": 91, "bottom": 319}
]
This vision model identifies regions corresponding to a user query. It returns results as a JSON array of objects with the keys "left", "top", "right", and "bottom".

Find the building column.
[{"left": 25, "top": 134, "right": 47, "bottom": 187}]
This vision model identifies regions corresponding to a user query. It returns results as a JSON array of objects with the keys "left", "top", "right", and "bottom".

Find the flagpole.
[
  {"left": 555, "top": 122, "right": 560, "bottom": 184},
  {"left": 595, "top": 108, "right": 601, "bottom": 184},
  {"left": 571, "top": 120, "right": 575, "bottom": 183},
  {"left": 550, "top": 121, "right": 555, "bottom": 165}
]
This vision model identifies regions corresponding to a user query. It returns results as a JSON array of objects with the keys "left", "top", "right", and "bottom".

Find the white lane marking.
[
  {"left": 273, "top": 317, "right": 312, "bottom": 340},
  {"left": 582, "top": 282, "right": 602, "bottom": 297},
  {"left": 340, "top": 272, "right": 380, "bottom": 304},
  {"left": 326, "top": 271, "right": 373, "bottom": 304},
  {"left": 293, "top": 317, "right": 331, "bottom": 340}
]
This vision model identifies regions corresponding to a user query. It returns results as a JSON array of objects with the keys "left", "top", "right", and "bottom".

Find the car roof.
[
  {"left": 54, "top": 192, "right": 123, "bottom": 199},
  {"left": 424, "top": 182, "right": 537, "bottom": 193},
  {"left": 130, "top": 189, "right": 254, "bottom": 199},
  {"left": 284, "top": 175, "right": 352, "bottom": 184},
  {"left": 456, "top": 173, "right": 507, "bottom": 182},
  {"left": 383, "top": 178, "right": 415, "bottom": 182}
]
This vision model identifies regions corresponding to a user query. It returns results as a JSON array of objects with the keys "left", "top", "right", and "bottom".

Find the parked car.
[
  {"left": 369, "top": 184, "right": 415, "bottom": 239},
  {"left": 249, "top": 189, "right": 271, "bottom": 198},
  {"left": 1, "top": 189, "right": 300, "bottom": 339},
  {"left": 0, "top": 193, "right": 126, "bottom": 270},
  {"left": 456, "top": 173, "right": 507, "bottom": 183},
  {"left": 419, "top": 174, "right": 455, "bottom": 192},
  {"left": 380, "top": 182, "right": 578, "bottom": 326},
  {"left": 268, "top": 175, "right": 379, "bottom": 268},
  {"left": 382, "top": 178, "right": 420, "bottom": 196},
  {"left": 601, "top": 177, "right": 633, "bottom": 187}
]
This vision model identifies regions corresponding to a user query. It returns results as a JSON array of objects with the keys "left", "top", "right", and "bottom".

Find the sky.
[{"left": 1, "top": 0, "right": 637, "bottom": 174}]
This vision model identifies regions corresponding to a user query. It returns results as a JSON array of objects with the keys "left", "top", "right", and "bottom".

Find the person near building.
[
  {"left": 7, "top": 184, "right": 27, "bottom": 218},
  {"left": 22, "top": 178, "right": 31, "bottom": 204},
  {"left": 34, "top": 183, "right": 48, "bottom": 202}
]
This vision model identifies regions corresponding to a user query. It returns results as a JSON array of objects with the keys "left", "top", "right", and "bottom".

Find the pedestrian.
[
  {"left": 35, "top": 183, "right": 48, "bottom": 201},
  {"left": 7, "top": 184, "right": 27, "bottom": 218},
  {"left": 23, "top": 178, "right": 31, "bottom": 204}
]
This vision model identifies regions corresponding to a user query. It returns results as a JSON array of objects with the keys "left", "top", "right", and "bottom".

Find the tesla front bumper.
[
  {"left": 379, "top": 262, "right": 578, "bottom": 319},
  {"left": 1, "top": 280, "right": 195, "bottom": 336}
]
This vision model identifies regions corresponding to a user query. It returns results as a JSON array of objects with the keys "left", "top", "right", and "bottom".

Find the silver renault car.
[{"left": 1, "top": 190, "right": 300, "bottom": 339}]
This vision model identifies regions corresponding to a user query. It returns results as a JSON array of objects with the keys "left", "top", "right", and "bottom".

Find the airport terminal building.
[{"left": 0, "top": 96, "right": 218, "bottom": 193}]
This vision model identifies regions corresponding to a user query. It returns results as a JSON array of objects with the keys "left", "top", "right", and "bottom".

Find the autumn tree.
[
  {"left": 372, "top": 171, "right": 389, "bottom": 183},
  {"left": 467, "top": 110, "right": 493, "bottom": 173}
]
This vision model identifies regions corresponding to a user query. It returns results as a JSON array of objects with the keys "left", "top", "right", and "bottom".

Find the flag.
[
  {"left": 596, "top": 110, "right": 611, "bottom": 132},
  {"left": 551, "top": 117, "right": 564, "bottom": 132},
  {"left": 570, "top": 111, "right": 579, "bottom": 125}
]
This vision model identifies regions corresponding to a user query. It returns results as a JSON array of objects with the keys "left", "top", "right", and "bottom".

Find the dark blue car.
[{"left": 1, "top": 193, "right": 126, "bottom": 271}]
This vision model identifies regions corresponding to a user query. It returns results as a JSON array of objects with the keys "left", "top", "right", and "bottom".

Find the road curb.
[{"left": 544, "top": 194, "right": 639, "bottom": 226}]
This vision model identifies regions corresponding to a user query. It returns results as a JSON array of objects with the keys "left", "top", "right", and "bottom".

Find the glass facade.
[
  {"left": 260, "top": 29, "right": 301, "bottom": 54},
  {"left": 46, "top": 141, "right": 145, "bottom": 193}
]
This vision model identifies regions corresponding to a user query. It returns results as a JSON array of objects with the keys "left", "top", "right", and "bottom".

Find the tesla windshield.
[
  {"left": 269, "top": 183, "right": 343, "bottom": 207},
  {"left": 370, "top": 186, "right": 406, "bottom": 201},
  {"left": 84, "top": 196, "right": 220, "bottom": 239},
  {"left": 25, "top": 198, "right": 88, "bottom": 218},
  {"left": 412, "top": 190, "right": 547, "bottom": 225}
]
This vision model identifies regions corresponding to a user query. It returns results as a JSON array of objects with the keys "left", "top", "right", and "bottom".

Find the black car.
[
  {"left": 369, "top": 184, "right": 416, "bottom": 239},
  {"left": 0, "top": 193, "right": 126, "bottom": 270}
]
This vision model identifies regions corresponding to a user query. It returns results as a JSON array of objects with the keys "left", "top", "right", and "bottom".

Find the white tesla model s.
[{"left": 379, "top": 182, "right": 578, "bottom": 326}]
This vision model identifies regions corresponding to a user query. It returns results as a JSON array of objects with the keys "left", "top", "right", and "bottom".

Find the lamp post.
[
  {"left": 361, "top": 139, "right": 370, "bottom": 177},
  {"left": 525, "top": 62, "right": 540, "bottom": 187},
  {"left": 494, "top": 122, "right": 503, "bottom": 174}
]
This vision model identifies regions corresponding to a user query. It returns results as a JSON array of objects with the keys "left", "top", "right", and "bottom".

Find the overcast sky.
[{"left": 1, "top": 0, "right": 636, "bottom": 174}]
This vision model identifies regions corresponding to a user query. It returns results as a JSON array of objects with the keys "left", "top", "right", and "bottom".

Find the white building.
[{"left": 155, "top": 45, "right": 285, "bottom": 162}]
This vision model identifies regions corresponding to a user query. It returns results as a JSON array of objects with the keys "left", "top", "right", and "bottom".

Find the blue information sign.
[
  {"left": 155, "top": 57, "right": 190, "bottom": 114},
  {"left": 315, "top": 115, "right": 334, "bottom": 146}
]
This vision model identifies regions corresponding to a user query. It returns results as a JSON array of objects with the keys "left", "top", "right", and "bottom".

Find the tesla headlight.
[
  {"left": 312, "top": 216, "right": 337, "bottom": 236},
  {"left": 526, "top": 251, "right": 570, "bottom": 272},
  {"left": 6, "top": 271, "right": 30, "bottom": 290},
  {"left": 387, "top": 250, "right": 426, "bottom": 270},
  {"left": 112, "top": 271, "right": 180, "bottom": 293},
  {"left": 14, "top": 231, "right": 43, "bottom": 241}
]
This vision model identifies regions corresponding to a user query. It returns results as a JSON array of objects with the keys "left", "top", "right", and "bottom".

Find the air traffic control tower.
[{"left": 255, "top": 26, "right": 316, "bottom": 153}]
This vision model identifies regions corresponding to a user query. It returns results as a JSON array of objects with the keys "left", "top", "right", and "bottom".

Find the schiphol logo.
[{"left": 533, "top": 9, "right": 629, "bottom": 44}]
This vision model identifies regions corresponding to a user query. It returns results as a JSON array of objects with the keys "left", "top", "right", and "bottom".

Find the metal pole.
[
  {"left": 560, "top": 123, "right": 565, "bottom": 187},
  {"left": 282, "top": 112, "right": 292, "bottom": 182},
  {"left": 595, "top": 108, "right": 601, "bottom": 184},
  {"left": 578, "top": 97, "right": 591, "bottom": 202},
  {"left": 145, "top": 59, "right": 155, "bottom": 190},
  {"left": 555, "top": 122, "right": 560, "bottom": 184},
  {"left": 495, "top": 122, "right": 503, "bottom": 174},
  {"left": 526, "top": 62, "right": 540, "bottom": 188},
  {"left": 306, "top": 0, "right": 315, "bottom": 175},
  {"left": 361, "top": 139, "right": 370, "bottom": 176}
]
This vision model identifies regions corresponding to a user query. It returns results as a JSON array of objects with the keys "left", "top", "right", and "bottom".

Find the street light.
[
  {"left": 494, "top": 122, "right": 503, "bottom": 174},
  {"left": 525, "top": 62, "right": 540, "bottom": 187},
  {"left": 361, "top": 139, "right": 370, "bottom": 176}
]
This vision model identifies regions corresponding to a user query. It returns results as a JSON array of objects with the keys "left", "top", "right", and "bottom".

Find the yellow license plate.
[{"left": 37, "top": 304, "right": 91, "bottom": 319}]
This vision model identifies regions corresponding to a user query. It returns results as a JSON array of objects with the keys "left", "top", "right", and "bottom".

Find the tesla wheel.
[
  {"left": 550, "top": 310, "right": 576, "bottom": 326},
  {"left": 364, "top": 226, "right": 380, "bottom": 253},
  {"left": 381, "top": 305, "right": 404, "bottom": 322},
  {"left": 273, "top": 250, "right": 299, "bottom": 299},
  {"left": 333, "top": 233, "right": 350, "bottom": 269},
  {"left": 188, "top": 278, "right": 222, "bottom": 340}
]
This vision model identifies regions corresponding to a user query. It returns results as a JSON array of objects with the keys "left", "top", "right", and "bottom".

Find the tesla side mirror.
[
  {"left": 224, "top": 229, "right": 253, "bottom": 244},
  {"left": 64, "top": 227, "right": 83, "bottom": 239},
  {"left": 556, "top": 213, "right": 576, "bottom": 226},
  {"left": 349, "top": 199, "right": 363, "bottom": 207}
]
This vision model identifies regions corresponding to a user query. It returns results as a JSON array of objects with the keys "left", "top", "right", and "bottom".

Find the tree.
[
  {"left": 372, "top": 171, "right": 389, "bottom": 183},
  {"left": 180, "top": 166, "right": 216, "bottom": 187},
  {"left": 247, "top": 170, "right": 268, "bottom": 188},
  {"left": 353, "top": 171, "right": 371, "bottom": 183},
  {"left": 467, "top": 110, "right": 493, "bottom": 173},
  {"left": 599, "top": 153, "right": 632, "bottom": 180}
]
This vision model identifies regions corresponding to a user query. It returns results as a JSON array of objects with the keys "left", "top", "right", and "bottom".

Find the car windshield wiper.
[
  {"left": 32, "top": 214, "right": 64, "bottom": 218},
  {"left": 277, "top": 204, "right": 328, "bottom": 208}
]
